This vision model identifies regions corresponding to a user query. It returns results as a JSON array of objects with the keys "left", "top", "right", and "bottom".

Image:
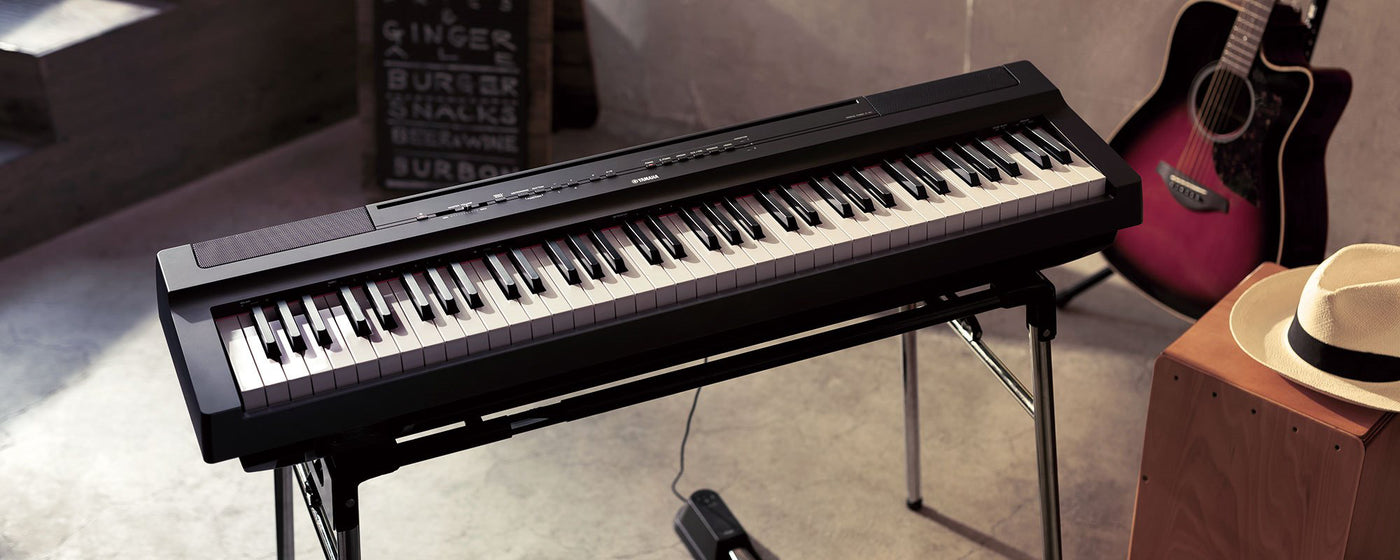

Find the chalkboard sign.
[{"left": 365, "top": 0, "right": 551, "bottom": 191}]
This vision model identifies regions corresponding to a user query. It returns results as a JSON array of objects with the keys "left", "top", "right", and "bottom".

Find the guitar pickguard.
[{"left": 1212, "top": 68, "right": 1287, "bottom": 206}]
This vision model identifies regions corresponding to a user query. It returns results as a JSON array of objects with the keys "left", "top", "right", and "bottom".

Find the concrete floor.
[{"left": 0, "top": 121, "right": 1188, "bottom": 559}]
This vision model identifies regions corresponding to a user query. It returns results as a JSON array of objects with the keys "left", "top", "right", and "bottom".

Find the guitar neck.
[{"left": 1219, "top": 0, "right": 1277, "bottom": 76}]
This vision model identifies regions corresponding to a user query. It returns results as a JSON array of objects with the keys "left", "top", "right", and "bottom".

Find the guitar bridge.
[{"left": 1157, "top": 161, "right": 1230, "bottom": 213}]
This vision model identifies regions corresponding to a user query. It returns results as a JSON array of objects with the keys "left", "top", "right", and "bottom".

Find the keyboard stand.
[{"left": 271, "top": 272, "right": 1062, "bottom": 560}]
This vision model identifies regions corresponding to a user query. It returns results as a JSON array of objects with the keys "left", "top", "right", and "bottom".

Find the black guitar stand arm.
[{"left": 274, "top": 272, "right": 1064, "bottom": 560}]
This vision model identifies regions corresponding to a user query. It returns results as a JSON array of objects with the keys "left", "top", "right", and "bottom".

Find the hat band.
[{"left": 1287, "top": 318, "right": 1400, "bottom": 383}]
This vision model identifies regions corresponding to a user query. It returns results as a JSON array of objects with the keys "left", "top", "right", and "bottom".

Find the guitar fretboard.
[{"left": 1220, "top": 0, "right": 1276, "bottom": 76}]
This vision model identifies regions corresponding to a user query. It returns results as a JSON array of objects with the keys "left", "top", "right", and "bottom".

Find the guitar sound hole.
[{"left": 1188, "top": 62, "right": 1256, "bottom": 143}]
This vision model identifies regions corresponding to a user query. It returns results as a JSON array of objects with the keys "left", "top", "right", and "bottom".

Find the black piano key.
[
  {"left": 589, "top": 229, "right": 628, "bottom": 274},
  {"left": 880, "top": 160, "right": 927, "bottom": 199},
  {"left": 828, "top": 174, "right": 874, "bottom": 213},
  {"left": 935, "top": 147, "right": 980, "bottom": 187},
  {"left": 1004, "top": 130, "right": 1051, "bottom": 168},
  {"left": 954, "top": 143, "right": 1000, "bottom": 181},
  {"left": 364, "top": 281, "right": 397, "bottom": 331},
  {"left": 447, "top": 262, "right": 484, "bottom": 308},
  {"left": 850, "top": 167, "right": 896, "bottom": 207},
  {"left": 568, "top": 234, "right": 605, "bottom": 279},
  {"left": 399, "top": 273, "right": 434, "bottom": 320},
  {"left": 754, "top": 189, "right": 797, "bottom": 231},
  {"left": 250, "top": 305, "right": 280, "bottom": 359},
  {"left": 426, "top": 268, "right": 459, "bottom": 315},
  {"left": 903, "top": 155, "right": 949, "bottom": 195},
  {"left": 275, "top": 299, "right": 306, "bottom": 353},
  {"left": 508, "top": 248, "right": 546, "bottom": 293},
  {"left": 1027, "top": 127, "right": 1072, "bottom": 164},
  {"left": 543, "top": 239, "right": 581, "bottom": 284},
  {"left": 621, "top": 221, "right": 662, "bottom": 265},
  {"left": 300, "top": 295, "right": 331, "bottom": 347},
  {"left": 337, "top": 286, "right": 370, "bottom": 337},
  {"left": 974, "top": 137, "right": 1020, "bottom": 177},
  {"left": 722, "top": 198, "right": 764, "bottom": 239},
  {"left": 679, "top": 206, "right": 720, "bottom": 250},
  {"left": 777, "top": 184, "right": 820, "bottom": 225},
  {"left": 485, "top": 253, "right": 522, "bottom": 299},
  {"left": 810, "top": 177, "right": 854, "bottom": 217},
  {"left": 701, "top": 204, "right": 742, "bottom": 245},
  {"left": 645, "top": 215, "right": 686, "bottom": 259}
]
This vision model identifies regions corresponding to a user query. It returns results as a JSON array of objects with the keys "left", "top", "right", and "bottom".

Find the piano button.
[
  {"left": 935, "top": 147, "right": 980, "bottom": 187},
  {"left": 399, "top": 272, "right": 435, "bottom": 321},
  {"left": 380, "top": 285, "right": 427, "bottom": 370},
  {"left": 589, "top": 229, "right": 628, "bottom": 274},
  {"left": 316, "top": 295, "right": 372, "bottom": 385},
  {"left": 268, "top": 318, "right": 312, "bottom": 399},
  {"left": 524, "top": 247, "right": 578, "bottom": 332},
  {"left": 740, "top": 196, "right": 806, "bottom": 274},
  {"left": 566, "top": 234, "right": 604, "bottom": 279},
  {"left": 645, "top": 214, "right": 686, "bottom": 260},
  {"left": 701, "top": 203, "right": 742, "bottom": 245},
  {"left": 754, "top": 189, "right": 797, "bottom": 231},
  {"left": 365, "top": 281, "right": 398, "bottom": 331},
  {"left": 337, "top": 286, "right": 370, "bottom": 337},
  {"left": 508, "top": 247, "right": 546, "bottom": 294},
  {"left": 298, "top": 295, "right": 331, "bottom": 347},
  {"left": 239, "top": 318, "right": 291, "bottom": 404},
  {"left": 679, "top": 206, "right": 720, "bottom": 251},
  {"left": 250, "top": 305, "right": 280, "bottom": 359},
  {"left": 426, "top": 268, "right": 459, "bottom": 315},
  {"left": 275, "top": 300, "right": 306, "bottom": 353},
  {"left": 851, "top": 167, "right": 896, "bottom": 208},
  {"left": 471, "top": 259, "right": 533, "bottom": 343},
  {"left": 955, "top": 143, "right": 1001, "bottom": 181},
  {"left": 218, "top": 315, "right": 267, "bottom": 409},
  {"left": 975, "top": 137, "right": 1020, "bottom": 177},
  {"left": 778, "top": 184, "right": 820, "bottom": 226},
  {"left": 829, "top": 173, "right": 874, "bottom": 213},
  {"left": 292, "top": 313, "right": 335, "bottom": 393},
  {"left": 448, "top": 262, "right": 485, "bottom": 309},
  {"left": 621, "top": 220, "right": 662, "bottom": 265},
  {"left": 603, "top": 228, "right": 658, "bottom": 312},
  {"left": 904, "top": 154, "right": 949, "bottom": 195},
  {"left": 665, "top": 214, "right": 733, "bottom": 293},
  {"left": 485, "top": 253, "right": 522, "bottom": 299},
  {"left": 543, "top": 239, "right": 582, "bottom": 285},
  {"left": 723, "top": 197, "right": 764, "bottom": 240},
  {"left": 792, "top": 184, "right": 856, "bottom": 263},
  {"left": 809, "top": 177, "right": 853, "bottom": 218},
  {"left": 881, "top": 160, "right": 927, "bottom": 200},
  {"left": 1027, "top": 127, "right": 1072, "bottom": 164},
  {"left": 1004, "top": 130, "right": 1052, "bottom": 169},
  {"left": 462, "top": 261, "right": 515, "bottom": 348},
  {"left": 358, "top": 299, "right": 403, "bottom": 376},
  {"left": 412, "top": 274, "right": 468, "bottom": 359}
]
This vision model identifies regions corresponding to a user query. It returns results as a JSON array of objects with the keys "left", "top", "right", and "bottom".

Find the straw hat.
[{"left": 1230, "top": 244, "right": 1400, "bottom": 411}]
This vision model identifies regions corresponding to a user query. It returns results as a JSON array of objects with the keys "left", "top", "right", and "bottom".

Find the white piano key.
[
  {"left": 496, "top": 252, "right": 554, "bottom": 337},
  {"left": 218, "top": 314, "right": 267, "bottom": 410},
  {"left": 603, "top": 227, "right": 659, "bottom": 311},
  {"left": 521, "top": 247, "right": 574, "bottom": 333},
  {"left": 1007, "top": 146, "right": 1076, "bottom": 207},
  {"left": 1062, "top": 150, "right": 1107, "bottom": 198},
  {"left": 665, "top": 214, "right": 735, "bottom": 293},
  {"left": 440, "top": 281, "right": 492, "bottom": 354},
  {"left": 920, "top": 154, "right": 988, "bottom": 229},
  {"left": 530, "top": 245, "right": 596, "bottom": 329},
  {"left": 778, "top": 188, "right": 835, "bottom": 267},
  {"left": 793, "top": 183, "right": 859, "bottom": 260},
  {"left": 725, "top": 214, "right": 777, "bottom": 282},
  {"left": 312, "top": 297, "right": 360, "bottom": 388},
  {"left": 293, "top": 313, "right": 336, "bottom": 394},
  {"left": 460, "top": 260, "right": 515, "bottom": 349},
  {"left": 239, "top": 321, "right": 291, "bottom": 405},
  {"left": 586, "top": 244, "right": 634, "bottom": 319},
  {"left": 470, "top": 259, "right": 534, "bottom": 343},
  {"left": 990, "top": 137, "right": 1056, "bottom": 211},
  {"left": 375, "top": 284, "right": 424, "bottom": 371},
  {"left": 657, "top": 214, "right": 718, "bottom": 297},
  {"left": 865, "top": 166, "right": 939, "bottom": 241},
  {"left": 1047, "top": 157, "right": 1090, "bottom": 202},
  {"left": 709, "top": 215, "right": 759, "bottom": 286},
  {"left": 737, "top": 195, "right": 798, "bottom": 277},
  {"left": 325, "top": 299, "right": 382, "bottom": 382},
  {"left": 269, "top": 319, "right": 313, "bottom": 399},
  {"left": 389, "top": 278, "right": 445, "bottom": 366},
  {"left": 612, "top": 225, "right": 674, "bottom": 307},
  {"left": 411, "top": 273, "right": 469, "bottom": 360},
  {"left": 648, "top": 228, "right": 699, "bottom": 302},
  {"left": 846, "top": 171, "right": 908, "bottom": 249},
  {"left": 358, "top": 297, "right": 403, "bottom": 376}
]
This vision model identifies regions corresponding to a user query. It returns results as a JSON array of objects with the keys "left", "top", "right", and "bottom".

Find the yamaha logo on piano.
[{"left": 631, "top": 174, "right": 660, "bottom": 185}]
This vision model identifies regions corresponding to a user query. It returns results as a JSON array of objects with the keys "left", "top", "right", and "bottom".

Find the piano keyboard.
[{"left": 217, "top": 130, "right": 1106, "bottom": 410}]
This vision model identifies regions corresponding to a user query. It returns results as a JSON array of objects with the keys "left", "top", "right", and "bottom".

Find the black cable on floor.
[{"left": 670, "top": 387, "right": 703, "bottom": 503}]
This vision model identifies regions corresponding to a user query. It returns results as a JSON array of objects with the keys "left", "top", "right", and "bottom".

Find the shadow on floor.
[{"left": 914, "top": 505, "right": 1036, "bottom": 560}]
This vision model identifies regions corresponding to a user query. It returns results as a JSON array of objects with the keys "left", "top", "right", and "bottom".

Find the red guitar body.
[{"left": 1104, "top": 0, "right": 1350, "bottom": 318}]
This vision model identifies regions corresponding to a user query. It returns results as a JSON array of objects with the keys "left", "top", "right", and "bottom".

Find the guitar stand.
[{"left": 272, "top": 272, "right": 1063, "bottom": 560}]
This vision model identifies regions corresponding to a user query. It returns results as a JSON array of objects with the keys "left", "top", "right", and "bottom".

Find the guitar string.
[
  {"left": 1182, "top": 0, "right": 1262, "bottom": 181},
  {"left": 1178, "top": 59, "right": 1230, "bottom": 181},
  {"left": 1197, "top": 0, "right": 1264, "bottom": 180}
]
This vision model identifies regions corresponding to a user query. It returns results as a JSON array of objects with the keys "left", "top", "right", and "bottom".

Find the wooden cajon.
[{"left": 1130, "top": 264, "right": 1400, "bottom": 559}]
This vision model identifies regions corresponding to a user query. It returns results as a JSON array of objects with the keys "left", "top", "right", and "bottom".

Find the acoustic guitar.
[{"left": 1101, "top": 0, "right": 1350, "bottom": 318}]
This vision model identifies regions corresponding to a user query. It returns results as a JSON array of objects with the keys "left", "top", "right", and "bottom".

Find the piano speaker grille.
[{"left": 192, "top": 208, "right": 374, "bottom": 268}]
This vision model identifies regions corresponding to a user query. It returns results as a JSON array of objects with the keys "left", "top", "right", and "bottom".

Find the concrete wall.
[{"left": 582, "top": 0, "right": 1399, "bottom": 253}]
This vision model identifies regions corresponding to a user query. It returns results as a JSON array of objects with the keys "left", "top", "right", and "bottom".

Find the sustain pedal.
[{"left": 674, "top": 489, "right": 758, "bottom": 560}]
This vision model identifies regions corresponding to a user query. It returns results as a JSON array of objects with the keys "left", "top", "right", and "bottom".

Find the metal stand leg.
[
  {"left": 339, "top": 528, "right": 361, "bottom": 560},
  {"left": 901, "top": 305, "right": 922, "bottom": 511},
  {"left": 1055, "top": 267, "right": 1112, "bottom": 308},
  {"left": 1029, "top": 323, "right": 1062, "bottom": 560},
  {"left": 276, "top": 466, "right": 295, "bottom": 560}
]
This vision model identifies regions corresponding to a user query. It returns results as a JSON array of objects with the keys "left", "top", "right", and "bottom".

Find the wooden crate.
[{"left": 1130, "top": 263, "right": 1400, "bottom": 559}]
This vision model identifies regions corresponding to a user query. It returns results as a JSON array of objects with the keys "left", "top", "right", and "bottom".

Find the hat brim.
[{"left": 1230, "top": 266, "right": 1400, "bottom": 412}]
